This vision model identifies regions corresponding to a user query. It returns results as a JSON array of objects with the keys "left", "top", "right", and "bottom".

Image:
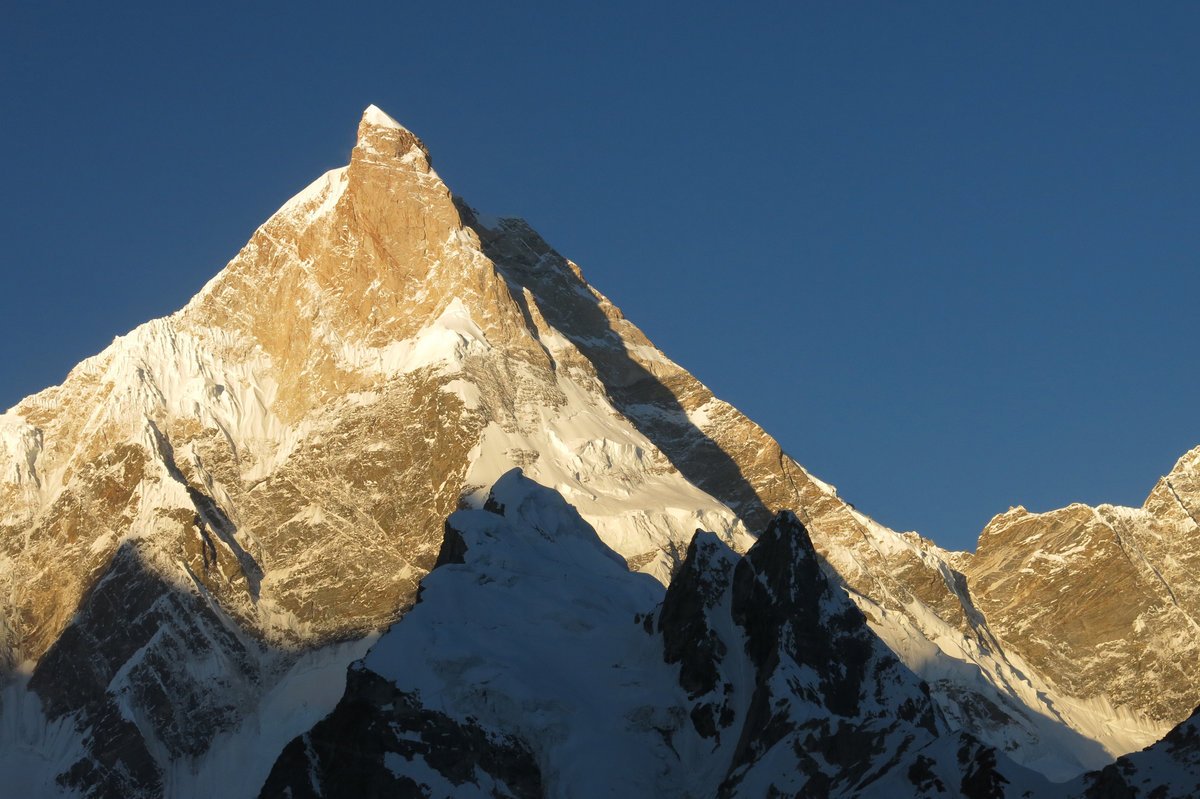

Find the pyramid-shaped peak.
[
  {"left": 361, "top": 103, "right": 408, "bottom": 132},
  {"left": 354, "top": 104, "right": 428, "bottom": 165}
]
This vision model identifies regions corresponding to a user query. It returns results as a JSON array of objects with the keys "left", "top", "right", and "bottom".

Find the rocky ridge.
[{"left": 963, "top": 445, "right": 1200, "bottom": 725}]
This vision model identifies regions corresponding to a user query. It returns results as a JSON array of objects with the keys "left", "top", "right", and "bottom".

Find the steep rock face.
[
  {"left": 656, "top": 531, "right": 739, "bottom": 712},
  {"left": 463, "top": 205, "right": 984, "bottom": 629},
  {"left": 720, "top": 512, "right": 938, "bottom": 794},
  {"left": 963, "top": 446, "right": 1200, "bottom": 729},
  {"left": 0, "top": 107, "right": 513, "bottom": 667},
  {"left": 264, "top": 471, "right": 1049, "bottom": 799},
  {"left": 1144, "top": 446, "right": 1200, "bottom": 529}
]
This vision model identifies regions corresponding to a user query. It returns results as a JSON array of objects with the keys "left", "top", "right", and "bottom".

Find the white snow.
[
  {"left": 852, "top": 589, "right": 1164, "bottom": 780},
  {"left": 354, "top": 474, "right": 1058, "bottom": 797},
  {"left": 0, "top": 675, "right": 88, "bottom": 798},
  {"left": 165, "top": 637, "right": 375, "bottom": 799},
  {"left": 0, "top": 414, "right": 41, "bottom": 488},
  {"left": 0, "top": 637, "right": 375, "bottom": 799},
  {"left": 0, "top": 97, "right": 1188, "bottom": 798},
  {"left": 362, "top": 472, "right": 709, "bottom": 798},
  {"left": 460, "top": 367, "right": 748, "bottom": 577},
  {"left": 333, "top": 298, "right": 491, "bottom": 378},
  {"left": 275, "top": 167, "right": 348, "bottom": 226}
]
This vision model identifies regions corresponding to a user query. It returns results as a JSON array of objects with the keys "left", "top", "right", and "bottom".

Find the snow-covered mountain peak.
[
  {"left": 3, "top": 104, "right": 1200, "bottom": 796},
  {"left": 361, "top": 103, "right": 407, "bottom": 132},
  {"left": 353, "top": 103, "right": 431, "bottom": 166},
  {"left": 476, "top": 468, "right": 631, "bottom": 568}
]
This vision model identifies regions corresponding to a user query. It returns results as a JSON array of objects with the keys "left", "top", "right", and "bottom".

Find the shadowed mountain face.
[
  {"left": 1066, "top": 705, "right": 1200, "bottom": 799},
  {"left": 262, "top": 474, "right": 1200, "bottom": 798},
  {"left": 27, "top": 543, "right": 265, "bottom": 798},
  {"left": 261, "top": 471, "right": 1049, "bottom": 799},
  {"left": 259, "top": 666, "right": 543, "bottom": 799},
  {"left": 0, "top": 105, "right": 1197, "bottom": 794}
]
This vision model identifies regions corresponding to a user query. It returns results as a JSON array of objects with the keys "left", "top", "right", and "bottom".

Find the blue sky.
[{"left": 2, "top": 2, "right": 1198, "bottom": 550}]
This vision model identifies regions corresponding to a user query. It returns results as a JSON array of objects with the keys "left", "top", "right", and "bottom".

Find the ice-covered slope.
[
  {"left": 261, "top": 470, "right": 1052, "bottom": 799},
  {"left": 1067, "top": 704, "right": 1200, "bottom": 799},
  {"left": 0, "top": 104, "right": 1194, "bottom": 793}
]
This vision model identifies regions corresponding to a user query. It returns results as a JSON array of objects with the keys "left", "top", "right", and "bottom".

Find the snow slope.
[{"left": 261, "top": 471, "right": 1053, "bottom": 798}]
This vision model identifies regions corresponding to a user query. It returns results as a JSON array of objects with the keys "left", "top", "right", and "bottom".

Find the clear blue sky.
[{"left": 3, "top": 2, "right": 1198, "bottom": 550}]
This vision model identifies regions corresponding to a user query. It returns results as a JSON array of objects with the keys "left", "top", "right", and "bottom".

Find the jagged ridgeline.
[{"left": 0, "top": 106, "right": 1198, "bottom": 797}]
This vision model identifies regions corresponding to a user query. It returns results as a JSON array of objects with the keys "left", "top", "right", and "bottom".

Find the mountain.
[
  {"left": 0, "top": 104, "right": 1196, "bottom": 796},
  {"left": 961, "top": 446, "right": 1200, "bottom": 725},
  {"left": 259, "top": 470, "right": 1050, "bottom": 799}
]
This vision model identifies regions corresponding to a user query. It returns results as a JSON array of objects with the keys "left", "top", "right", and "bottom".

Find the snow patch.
[
  {"left": 0, "top": 413, "right": 42, "bottom": 488},
  {"left": 334, "top": 298, "right": 490, "bottom": 378},
  {"left": 362, "top": 104, "right": 407, "bottom": 131},
  {"left": 275, "top": 168, "right": 348, "bottom": 226}
]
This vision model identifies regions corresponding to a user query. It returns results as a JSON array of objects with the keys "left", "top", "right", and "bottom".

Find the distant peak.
[{"left": 361, "top": 104, "right": 407, "bottom": 132}]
